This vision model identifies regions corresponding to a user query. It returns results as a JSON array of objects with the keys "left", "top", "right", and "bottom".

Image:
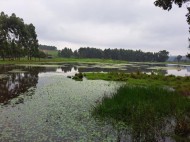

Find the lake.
[{"left": 0, "top": 63, "right": 189, "bottom": 141}]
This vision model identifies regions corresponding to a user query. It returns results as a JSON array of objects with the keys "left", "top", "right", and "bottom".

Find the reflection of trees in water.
[
  {"left": 78, "top": 66, "right": 168, "bottom": 75},
  {"left": 0, "top": 65, "right": 15, "bottom": 74},
  {"left": 61, "top": 66, "right": 73, "bottom": 72},
  {"left": 42, "top": 67, "right": 57, "bottom": 72},
  {"left": 60, "top": 65, "right": 78, "bottom": 73},
  {"left": 187, "top": 66, "right": 190, "bottom": 72},
  {"left": 78, "top": 67, "right": 119, "bottom": 73},
  {"left": 125, "top": 66, "right": 168, "bottom": 75},
  {"left": 0, "top": 66, "right": 45, "bottom": 104},
  {"left": 73, "top": 66, "right": 77, "bottom": 71}
]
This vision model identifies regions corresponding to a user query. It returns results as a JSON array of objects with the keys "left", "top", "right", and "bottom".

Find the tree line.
[
  {"left": 58, "top": 47, "right": 170, "bottom": 62},
  {"left": 0, "top": 12, "right": 45, "bottom": 60}
]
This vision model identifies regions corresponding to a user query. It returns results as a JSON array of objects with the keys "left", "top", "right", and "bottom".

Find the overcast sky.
[{"left": 1, "top": 0, "right": 190, "bottom": 55}]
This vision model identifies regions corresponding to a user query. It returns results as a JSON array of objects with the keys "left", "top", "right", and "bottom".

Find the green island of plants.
[{"left": 85, "top": 71, "right": 190, "bottom": 95}]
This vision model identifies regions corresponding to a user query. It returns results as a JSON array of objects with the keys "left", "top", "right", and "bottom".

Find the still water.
[{"left": 0, "top": 63, "right": 189, "bottom": 141}]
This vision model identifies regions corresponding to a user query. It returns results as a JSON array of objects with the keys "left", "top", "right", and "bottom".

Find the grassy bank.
[
  {"left": 1, "top": 57, "right": 190, "bottom": 65},
  {"left": 92, "top": 85, "right": 190, "bottom": 141},
  {"left": 0, "top": 58, "right": 128, "bottom": 65},
  {"left": 85, "top": 72, "right": 190, "bottom": 95}
]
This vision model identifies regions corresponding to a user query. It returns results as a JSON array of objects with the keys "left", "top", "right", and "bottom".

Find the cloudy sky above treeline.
[{"left": 1, "top": 0, "right": 190, "bottom": 55}]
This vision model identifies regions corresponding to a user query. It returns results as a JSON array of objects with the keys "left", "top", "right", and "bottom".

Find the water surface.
[{"left": 0, "top": 63, "right": 189, "bottom": 141}]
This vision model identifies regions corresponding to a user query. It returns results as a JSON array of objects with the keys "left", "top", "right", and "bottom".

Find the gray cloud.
[{"left": 0, "top": 0, "right": 189, "bottom": 55}]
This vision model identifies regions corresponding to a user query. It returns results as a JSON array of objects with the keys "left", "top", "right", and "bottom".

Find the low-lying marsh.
[
  {"left": 0, "top": 63, "right": 190, "bottom": 141},
  {"left": 92, "top": 85, "right": 190, "bottom": 141}
]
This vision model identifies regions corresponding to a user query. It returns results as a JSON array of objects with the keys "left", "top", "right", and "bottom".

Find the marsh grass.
[
  {"left": 86, "top": 71, "right": 190, "bottom": 95},
  {"left": 72, "top": 72, "right": 84, "bottom": 81},
  {"left": 92, "top": 85, "right": 190, "bottom": 141}
]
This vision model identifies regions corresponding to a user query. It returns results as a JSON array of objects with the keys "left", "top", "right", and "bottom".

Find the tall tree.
[
  {"left": 58, "top": 47, "right": 73, "bottom": 58},
  {"left": 0, "top": 12, "right": 39, "bottom": 60},
  {"left": 25, "top": 24, "right": 39, "bottom": 60},
  {"left": 154, "top": 0, "right": 189, "bottom": 10},
  {"left": 154, "top": 0, "right": 190, "bottom": 57},
  {"left": 156, "top": 50, "right": 169, "bottom": 62},
  {"left": 176, "top": 55, "right": 182, "bottom": 62},
  {"left": 0, "top": 12, "right": 9, "bottom": 60}
]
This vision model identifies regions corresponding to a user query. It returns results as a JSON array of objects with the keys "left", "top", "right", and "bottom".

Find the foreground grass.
[
  {"left": 0, "top": 58, "right": 128, "bottom": 65},
  {"left": 85, "top": 72, "right": 190, "bottom": 95},
  {"left": 92, "top": 85, "right": 190, "bottom": 141}
]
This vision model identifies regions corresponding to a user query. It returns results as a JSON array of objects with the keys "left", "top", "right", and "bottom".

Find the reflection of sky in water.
[
  {"left": 166, "top": 66, "right": 190, "bottom": 76},
  {"left": 1, "top": 64, "right": 190, "bottom": 141},
  {"left": 38, "top": 67, "right": 78, "bottom": 77},
  {"left": 1, "top": 64, "right": 189, "bottom": 105},
  {"left": 37, "top": 65, "right": 190, "bottom": 77},
  {"left": 56, "top": 68, "right": 78, "bottom": 76},
  {"left": 167, "top": 69, "right": 190, "bottom": 76}
]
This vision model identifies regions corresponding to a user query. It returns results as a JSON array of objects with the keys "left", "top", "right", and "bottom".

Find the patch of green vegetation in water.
[
  {"left": 92, "top": 85, "right": 190, "bottom": 141},
  {"left": 71, "top": 72, "right": 84, "bottom": 81},
  {"left": 85, "top": 72, "right": 190, "bottom": 95}
]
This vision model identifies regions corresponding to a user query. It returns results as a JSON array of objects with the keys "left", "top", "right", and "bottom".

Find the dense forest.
[
  {"left": 58, "top": 47, "right": 169, "bottom": 62},
  {"left": 0, "top": 12, "right": 45, "bottom": 60},
  {"left": 39, "top": 44, "right": 57, "bottom": 51}
]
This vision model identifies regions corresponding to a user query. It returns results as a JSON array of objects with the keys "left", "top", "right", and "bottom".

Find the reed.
[{"left": 92, "top": 85, "right": 190, "bottom": 141}]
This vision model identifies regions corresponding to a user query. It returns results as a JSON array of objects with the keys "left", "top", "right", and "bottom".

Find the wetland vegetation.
[
  {"left": 92, "top": 86, "right": 190, "bottom": 141},
  {"left": 85, "top": 69, "right": 190, "bottom": 140},
  {"left": 85, "top": 71, "right": 190, "bottom": 95}
]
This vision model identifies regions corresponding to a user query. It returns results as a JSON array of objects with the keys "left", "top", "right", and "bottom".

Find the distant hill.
[
  {"left": 38, "top": 44, "right": 58, "bottom": 57},
  {"left": 167, "top": 56, "right": 190, "bottom": 62},
  {"left": 39, "top": 44, "right": 57, "bottom": 51},
  {"left": 40, "top": 50, "right": 58, "bottom": 58}
]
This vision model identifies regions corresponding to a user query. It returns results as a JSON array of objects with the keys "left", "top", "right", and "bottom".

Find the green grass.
[
  {"left": 85, "top": 72, "right": 190, "bottom": 95},
  {"left": 92, "top": 85, "right": 190, "bottom": 141},
  {"left": 0, "top": 57, "right": 128, "bottom": 65},
  {"left": 1, "top": 56, "right": 189, "bottom": 65}
]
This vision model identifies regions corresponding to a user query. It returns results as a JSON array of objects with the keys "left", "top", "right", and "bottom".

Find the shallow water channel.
[{"left": 0, "top": 63, "right": 189, "bottom": 141}]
